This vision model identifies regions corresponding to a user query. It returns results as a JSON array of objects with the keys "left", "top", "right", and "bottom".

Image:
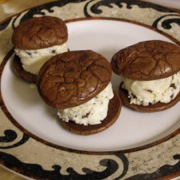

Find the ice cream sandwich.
[
  {"left": 111, "top": 40, "right": 180, "bottom": 112},
  {"left": 12, "top": 16, "right": 68, "bottom": 82},
  {"left": 37, "top": 50, "right": 122, "bottom": 135}
]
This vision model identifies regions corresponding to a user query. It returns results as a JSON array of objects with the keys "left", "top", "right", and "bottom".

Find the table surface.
[{"left": 0, "top": 0, "right": 179, "bottom": 179}]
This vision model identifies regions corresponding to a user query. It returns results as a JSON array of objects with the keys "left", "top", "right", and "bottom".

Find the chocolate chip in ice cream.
[
  {"left": 37, "top": 50, "right": 122, "bottom": 135},
  {"left": 11, "top": 16, "right": 68, "bottom": 83},
  {"left": 111, "top": 40, "right": 180, "bottom": 112}
]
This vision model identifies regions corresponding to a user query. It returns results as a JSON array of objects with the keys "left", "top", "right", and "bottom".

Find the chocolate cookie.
[
  {"left": 111, "top": 40, "right": 180, "bottom": 112},
  {"left": 119, "top": 83, "right": 180, "bottom": 112},
  {"left": 12, "top": 55, "right": 37, "bottom": 83},
  {"left": 37, "top": 50, "right": 122, "bottom": 135},
  {"left": 111, "top": 40, "right": 180, "bottom": 80},
  {"left": 12, "top": 16, "right": 68, "bottom": 49},
  {"left": 12, "top": 16, "right": 68, "bottom": 83},
  {"left": 37, "top": 50, "right": 112, "bottom": 109},
  {"left": 60, "top": 90, "right": 121, "bottom": 135}
]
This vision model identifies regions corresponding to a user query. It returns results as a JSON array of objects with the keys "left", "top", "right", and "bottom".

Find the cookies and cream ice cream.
[
  {"left": 57, "top": 83, "right": 114, "bottom": 126},
  {"left": 122, "top": 71, "right": 180, "bottom": 106},
  {"left": 37, "top": 50, "right": 122, "bottom": 135},
  {"left": 12, "top": 16, "right": 68, "bottom": 82},
  {"left": 15, "top": 43, "right": 68, "bottom": 74},
  {"left": 111, "top": 40, "right": 180, "bottom": 112}
]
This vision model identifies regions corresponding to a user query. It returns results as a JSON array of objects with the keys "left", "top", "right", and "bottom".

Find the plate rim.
[
  {"left": 0, "top": 17, "right": 179, "bottom": 154},
  {"left": 0, "top": 0, "right": 179, "bottom": 179}
]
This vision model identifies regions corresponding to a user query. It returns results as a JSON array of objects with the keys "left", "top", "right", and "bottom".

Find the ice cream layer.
[
  {"left": 122, "top": 71, "right": 180, "bottom": 106},
  {"left": 15, "top": 43, "right": 68, "bottom": 75},
  {"left": 57, "top": 83, "right": 114, "bottom": 126}
]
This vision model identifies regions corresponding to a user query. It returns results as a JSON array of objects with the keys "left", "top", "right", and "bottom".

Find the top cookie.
[
  {"left": 12, "top": 16, "right": 68, "bottom": 50},
  {"left": 111, "top": 40, "right": 180, "bottom": 80},
  {"left": 37, "top": 50, "right": 112, "bottom": 109}
]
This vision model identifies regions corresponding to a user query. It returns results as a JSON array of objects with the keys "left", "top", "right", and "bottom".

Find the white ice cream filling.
[
  {"left": 57, "top": 83, "right": 114, "bottom": 126},
  {"left": 14, "top": 43, "right": 68, "bottom": 75},
  {"left": 122, "top": 71, "right": 180, "bottom": 106}
]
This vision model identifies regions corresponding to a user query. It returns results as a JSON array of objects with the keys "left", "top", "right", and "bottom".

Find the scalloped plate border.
[{"left": 0, "top": 0, "right": 179, "bottom": 179}]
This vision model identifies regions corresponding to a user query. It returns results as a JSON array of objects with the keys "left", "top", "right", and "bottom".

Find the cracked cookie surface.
[
  {"left": 111, "top": 40, "right": 180, "bottom": 80},
  {"left": 12, "top": 16, "right": 68, "bottom": 49},
  {"left": 37, "top": 50, "right": 112, "bottom": 109}
]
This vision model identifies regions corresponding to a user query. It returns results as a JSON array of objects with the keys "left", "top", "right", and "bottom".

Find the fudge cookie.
[
  {"left": 37, "top": 50, "right": 122, "bottom": 135},
  {"left": 111, "top": 40, "right": 180, "bottom": 112},
  {"left": 12, "top": 16, "right": 68, "bottom": 82}
]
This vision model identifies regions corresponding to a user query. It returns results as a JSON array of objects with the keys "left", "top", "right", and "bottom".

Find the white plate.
[
  {"left": 0, "top": 0, "right": 179, "bottom": 179},
  {"left": 1, "top": 19, "right": 179, "bottom": 152}
]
